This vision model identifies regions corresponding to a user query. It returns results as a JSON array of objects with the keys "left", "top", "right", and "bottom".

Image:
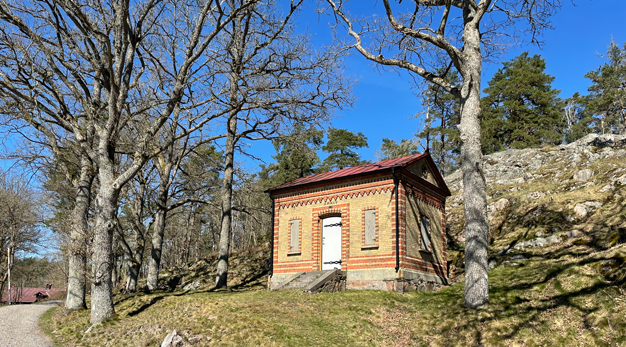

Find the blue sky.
[
  {"left": 244, "top": 0, "right": 626, "bottom": 171},
  {"left": 2, "top": 1, "right": 624, "bottom": 175}
]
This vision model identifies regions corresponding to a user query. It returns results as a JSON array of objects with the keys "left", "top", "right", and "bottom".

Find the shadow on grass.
[
  {"left": 126, "top": 290, "right": 188, "bottom": 317},
  {"left": 438, "top": 254, "right": 625, "bottom": 344}
]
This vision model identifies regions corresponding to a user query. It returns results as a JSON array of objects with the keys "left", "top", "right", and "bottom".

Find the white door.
[{"left": 321, "top": 216, "right": 342, "bottom": 270}]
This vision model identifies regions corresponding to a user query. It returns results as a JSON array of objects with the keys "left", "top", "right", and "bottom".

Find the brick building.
[{"left": 267, "top": 153, "right": 451, "bottom": 290}]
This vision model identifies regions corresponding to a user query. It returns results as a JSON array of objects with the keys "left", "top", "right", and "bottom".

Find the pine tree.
[
  {"left": 319, "top": 128, "right": 368, "bottom": 171},
  {"left": 585, "top": 40, "right": 626, "bottom": 134},
  {"left": 417, "top": 70, "right": 462, "bottom": 176},
  {"left": 259, "top": 125, "right": 323, "bottom": 187},
  {"left": 481, "top": 52, "right": 564, "bottom": 154},
  {"left": 376, "top": 138, "right": 418, "bottom": 161}
]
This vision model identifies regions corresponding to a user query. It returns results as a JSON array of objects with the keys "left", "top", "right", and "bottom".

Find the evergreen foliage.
[
  {"left": 417, "top": 70, "right": 462, "bottom": 176},
  {"left": 376, "top": 138, "right": 419, "bottom": 161},
  {"left": 319, "top": 128, "right": 369, "bottom": 171},
  {"left": 584, "top": 40, "right": 626, "bottom": 135},
  {"left": 481, "top": 52, "right": 564, "bottom": 154},
  {"left": 259, "top": 125, "right": 323, "bottom": 187}
]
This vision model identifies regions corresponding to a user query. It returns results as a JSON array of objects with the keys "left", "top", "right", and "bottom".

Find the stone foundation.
[
  {"left": 318, "top": 273, "right": 347, "bottom": 292},
  {"left": 272, "top": 268, "right": 447, "bottom": 292},
  {"left": 383, "top": 278, "right": 445, "bottom": 293}
]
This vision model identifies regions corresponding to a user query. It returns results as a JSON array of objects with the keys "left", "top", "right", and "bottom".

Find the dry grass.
[
  {"left": 42, "top": 242, "right": 626, "bottom": 346},
  {"left": 41, "top": 153, "right": 626, "bottom": 346}
]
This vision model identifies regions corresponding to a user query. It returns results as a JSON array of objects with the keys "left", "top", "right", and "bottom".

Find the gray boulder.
[
  {"left": 565, "top": 230, "right": 583, "bottom": 239},
  {"left": 493, "top": 198, "right": 511, "bottom": 211},
  {"left": 583, "top": 201, "right": 603, "bottom": 209},
  {"left": 507, "top": 254, "right": 528, "bottom": 262},
  {"left": 182, "top": 280, "right": 200, "bottom": 291},
  {"left": 162, "top": 330, "right": 185, "bottom": 347},
  {"left": 575, "top": 201, "right": 602, "bottom": 219},
  {"left": 573, "top": 169, "right": 594, "bottom": 182},
  {"left": 574, "top": 203, "right": 588, "bottom": 218},
  {"left": 525, "top": 191, "right": 546, "bottom": 200},
  {"left": 514, "top": 235, "right": 560, "bottom": 250}
]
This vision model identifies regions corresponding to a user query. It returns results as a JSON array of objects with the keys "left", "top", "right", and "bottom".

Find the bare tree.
[
  {"left": 0, "top": 0, "right": 257, "bottom": 324},
  {"left": 145, "top": 129, "right": 193, "bottom": 291},
  {"left": 324, "top": 0, "right": 562, "bottom": 309},
  {"left": 212, "top": 0, "right": 352, "bottom": 288},
  {"left": 116, "top": 166, "right": 154, "bottom": 293},
  {"left": 0, "top": 106, "right": 95, "bottom": 310},
  {"left": 0, "top": 170, "right": 43, "bottom": 300}
]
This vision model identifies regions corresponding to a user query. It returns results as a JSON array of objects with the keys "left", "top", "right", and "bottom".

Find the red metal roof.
[
  {"left": 269, "top": 153, "right": 429, "bottom": 192},
  {"left": 1, "top": 287, "right": 65, "bottom": 303}
]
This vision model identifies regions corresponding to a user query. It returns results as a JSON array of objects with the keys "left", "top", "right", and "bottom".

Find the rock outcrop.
[
  {"left": 446, "top": 133, "right": 626, "bottom": 193},
  {"left": 444, "top": 133, "right": 626, "bottom": 276}
]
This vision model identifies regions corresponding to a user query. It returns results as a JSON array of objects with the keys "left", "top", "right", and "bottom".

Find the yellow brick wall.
[
  {"left": 405, "top": 195, "right": 445, "bottom": 265},
  {"left": 277, "top": 207, "right": 312, "bottom": 263},
  {"left": 275, "top": 178, "right": 395, "bottom": 267},
  {"left": 406, "top": 159, "right": 439, "bottom": 187},
  {"left": 347, "top": 192, "right": 394, "bottom": 256}
]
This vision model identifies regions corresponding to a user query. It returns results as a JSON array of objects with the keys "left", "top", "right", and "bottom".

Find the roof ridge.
[{"left": 269, "top": 153, "right": 426, "bottom": 192}]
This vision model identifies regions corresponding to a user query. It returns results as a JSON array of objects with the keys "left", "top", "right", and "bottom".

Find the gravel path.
[{"left": 0, "top": 300, "right": 60, "bottom": 347}]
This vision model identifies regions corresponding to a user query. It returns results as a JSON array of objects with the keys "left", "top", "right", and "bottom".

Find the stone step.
[
  {"left": 274, "top": 270, "right": 341, "bottom": 291},
  {"left": 285, "top": 283, "right": 308, "bottom": 288}
]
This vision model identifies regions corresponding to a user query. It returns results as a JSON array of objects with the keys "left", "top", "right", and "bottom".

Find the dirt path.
[{"left": 0, "top": 300, "right": 60, "bottom": 347}]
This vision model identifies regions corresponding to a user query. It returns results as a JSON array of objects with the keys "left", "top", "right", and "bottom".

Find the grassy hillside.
[{"left": 43, "top": 136, "right": 626, "bottom": 346}]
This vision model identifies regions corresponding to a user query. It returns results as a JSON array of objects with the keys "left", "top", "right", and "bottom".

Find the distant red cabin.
[{"left": 1, "top": 287, "right": 64, "bottom": 304}]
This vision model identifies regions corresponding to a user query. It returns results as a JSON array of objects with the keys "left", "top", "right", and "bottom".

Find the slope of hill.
[
  {"left": 42, "top": 134, "right": 626, "bottom": 346},
  {"left": 444, "top": 134, "right": 626, "bottom": 284}
]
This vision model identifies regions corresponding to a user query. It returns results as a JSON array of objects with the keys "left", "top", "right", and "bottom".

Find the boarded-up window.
[
  {"left": 290, "top": 219, "right": 300, "bottom": 252},
  {"left": 364, "top": 209, "right": 376, "bottom": 245},
  {"left": 420, "top": 215, "right": 430, "bottom": 251}
]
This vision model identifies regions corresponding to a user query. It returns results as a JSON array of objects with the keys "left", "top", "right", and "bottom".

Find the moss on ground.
[
  {"left": 44, "top": 242, "right": 626, "bottom": 346},
  {"left": 44, "top": 150, "right": 626, "bottom": 346},
  {"left": 40, "top": 305, "right": 61, "bottom": 347}
]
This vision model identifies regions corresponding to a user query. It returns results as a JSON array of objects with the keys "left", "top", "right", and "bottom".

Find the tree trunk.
[
  {"left": 146, "top": 183, "right": 168, "bottom": 291},
  {"left": 215, "top": 16, "right": 243, "bottom": 288},
  {"left": 126, "top": 261, "right": 141, "bottom": 293},
  {"left": 90, "top": 171, "right": 119, "bottom": 324},
  {"left": 215, "top": 110, "right": 237, "bottom": 289},
  {"left": 65, "top": 156, "right": 93, "bottom": 310},
  {"left": 0, "top": 273, "right": 7, "bottom": 305},
  {"left": 459, "top": 22, "right": 489, "bottom": 310},
  {"left": 124, "top": 233, "right": 145, "bottom": 293},
  {"left": 111, "top": 255, "right": 118, "bottom": 289},
  {"left": 440, "top": 115, "right": 446, "bottom": 176}
]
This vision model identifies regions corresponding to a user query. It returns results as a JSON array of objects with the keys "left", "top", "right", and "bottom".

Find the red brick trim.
[
  {"left": 287, "top": 217, "right": 303, "bottom": 254},
  {"left": 400, "top": 167, "right": 449, "bottom": 199},
  {"left": 361, "top": 206, "right": 379, "bottom": 248},
  {"left": 272, "top": 203, "right": 280, "bottom": 269},
  {"left": 272, "top": 172, "right": 392, "bottom": 197},
  {"left": 403, "top": 256, "right": 448, "bottom": 278},
  {"left": 403, "top": 180, "right": 445, "bottom": 210},
  {"left": 399, "top": 184, "right": 407, "bottom": 271},
  {"left": 273, "top": 259, "right": 317, "bottom": 274},
  {"left": 277, "top": 184, "right": 394, "bottom": 209},
  {"left": 441, "top": 210, "right": 447, "bottom": 260}
]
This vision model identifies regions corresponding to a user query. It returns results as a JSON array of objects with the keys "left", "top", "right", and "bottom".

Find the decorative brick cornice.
[
  {"left": 271, "top": 171, "right": 392, "bottom": 198},
  {"left": 278, "top": 185, "right": 394, "bottom": 209},
  {"left": 402, "top": 181, "right": 445, "bottom": 210}
]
